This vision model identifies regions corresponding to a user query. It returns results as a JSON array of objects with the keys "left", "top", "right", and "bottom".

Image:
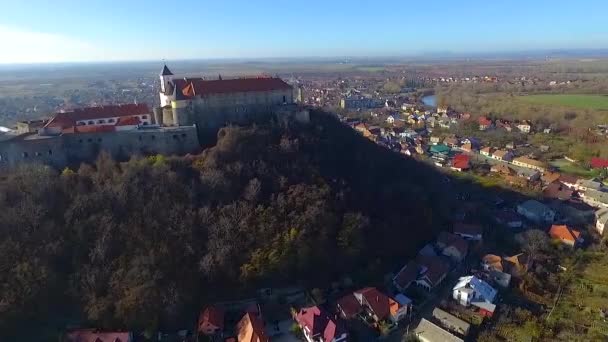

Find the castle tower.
[{"left": 159, "top": 64, "right": 175, "bottom": 107}]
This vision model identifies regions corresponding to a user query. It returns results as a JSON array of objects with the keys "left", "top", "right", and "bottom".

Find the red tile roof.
[
  {"left": 66, "top": 329, "right": 131, "bottom": 342},
  {"left": 295, "top": 306, "right": 346, "bottom": 342},
  {"left": 394, "top": 260, "right": 420, "bottom": 290},
  {"left": 116, "top": 116, "right": 141, "bottom": 126},
  {"left": 452, "top": 154, "right": 470, "bottom": 169},
  {"left": 45, "top": 104, "right": 150, "bottom": 129},
  {"left": 549, "top": 225, "right": 581, "bottom": 243},
  {"left": 478, "top": 116, "right": 492, "bottom": 126},
  {"left": 354, "top": 287, "right": 392, "bottom": 320},
  {"left": 591, "top": 157, "right": 608, "bottom": 169},
  {"left": 416, "top": 255, "right": 450, "bottom": 286},
  {"left": 337, "top": 294, "right": 362, "bottom": 319},
  {"left": 176, "top": 77, "right": 291, "bottom": 98}
]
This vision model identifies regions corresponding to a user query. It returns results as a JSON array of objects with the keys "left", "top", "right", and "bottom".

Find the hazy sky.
[{"left": 1, "top": 0, "right": 607, "bottom": 64}]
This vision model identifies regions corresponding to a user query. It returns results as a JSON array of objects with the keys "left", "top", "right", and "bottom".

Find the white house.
[
  {"left": 452, "top": 276, "right": 497, "bottom": 307},
  {"left": 581, "top": 190, "right": 608, "bottom": 209},
  {"left": 516, "top": 123, "right": 531, "bottom": 133},
  {"left": 596, "top": 208, "right": 608, "bottom": 235},
  {"left": 386, "top": 115, "right": 395, "bottom": 124}
]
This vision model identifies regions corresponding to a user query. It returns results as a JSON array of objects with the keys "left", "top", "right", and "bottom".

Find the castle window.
[
  {"left": 77, "top": 122, "right": 85, "bottom": 126},
  {"left": 88, "top": 121, "right": 94, "bottom": 125},
  {"left": 35, "top": 152, "right": 41, "bottom": 156},
  {"left": 108, "top": 118, "right": 115, "bottom": 123},
  {"left": 98, "top": 138, "right": 102, "bottom": 142},
  {"left": 98, "top": 119, "right": 105, "bottom": 124},
  {"left": 87, "top": 138, "right": 92, "bottom": 143},
  {"left": 181, "top": 133, "right": 186, "bottom": 138},
  {"left": 79, "top": 139, "right": 83, "bottom": 143},
  {"left": 22, "top": 152, "right": 28, "bottom": 158},
  {"left": 48, "top": 150, "right": 52, "bottom": 155},
  {"left": 151, "top": 135, "right": 156, "bottom": 140},
  {"left": 141, "top": 115, "right": 148, "bottom": 119},
  {"left": 172, "top": 134, "right": 178, "bottom": 140},
  {"left": 283, "top": 95, "right": 286, "bottom": 103}
]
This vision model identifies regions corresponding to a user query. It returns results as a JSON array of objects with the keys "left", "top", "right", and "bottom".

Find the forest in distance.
[{"left": 2, "top": 111, "right": 492, "bottom": 340}]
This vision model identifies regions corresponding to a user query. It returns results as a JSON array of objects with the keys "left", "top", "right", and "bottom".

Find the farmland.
[{"left": 519, "top": 94, "right": 608, "bottom": 111}]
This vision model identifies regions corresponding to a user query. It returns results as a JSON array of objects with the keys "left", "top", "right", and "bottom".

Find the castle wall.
[{"left": 0, "top": 126, "right": 200, "bottom": 170}]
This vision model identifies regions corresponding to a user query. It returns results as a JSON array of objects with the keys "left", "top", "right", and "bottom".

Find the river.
[{"left": 421, "top": 95, "right": 437, "bottom": 108}]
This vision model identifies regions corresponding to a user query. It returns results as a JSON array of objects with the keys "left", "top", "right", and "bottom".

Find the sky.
[{"left": 0, "top": 0, "right": 607, "bottom": 64}]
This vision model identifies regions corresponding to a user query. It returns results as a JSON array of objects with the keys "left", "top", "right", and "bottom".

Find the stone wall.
[{"left": 0, "top": 126, "right": 200, "bottom": 169}]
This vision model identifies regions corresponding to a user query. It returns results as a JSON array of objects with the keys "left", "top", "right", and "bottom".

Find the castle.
[
  {"left": 0, "top": 65, "right": 297, "bottom": 169},
  {"left": 156, "top": 64, "right": 295, "bottom": 137}
]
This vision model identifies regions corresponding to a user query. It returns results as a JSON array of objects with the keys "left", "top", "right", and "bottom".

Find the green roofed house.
[{"left": 430, "top": 144, "right": 451, "bottom": 155}]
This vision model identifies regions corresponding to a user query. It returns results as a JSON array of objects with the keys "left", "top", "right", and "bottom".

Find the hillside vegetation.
[{"left": 0, "top": 112, "right": 459, "bottom": 340}]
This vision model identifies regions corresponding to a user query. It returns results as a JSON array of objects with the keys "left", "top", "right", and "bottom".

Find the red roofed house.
[
  {"left": 66, "top": 329, "right": 133, "bottom": 342},
  {"left": 353, "top": 287, "right": 409, "bottom": 323},
  {"left": 591, "top": 157, "right": 608, "bottom": 169},
  {"left": 478, "top": 116, "right": 493, "bottom": 131},
  {"left": 236, "top": 312, "right": 269, "bottom": 342},
  {"left": 198, "top": 306, "right": 225, "bottom": 336},
  {"left": 415, "top": 255, "right": 450, "bottom": 291},
  {"left": 549, "top": 225, "right": 583, "bottom": 247},
  {"left": 294, "top": 306, "right": 348, "bottom": 342},
  {"left": 336, "top": 293, "right": 362, "bottom": 319},
  {"left": 42, "top": 104, "right": 152, "bottom": 135},
  {"left": 393, "top": 260, "right": 421, "bottom": 292},
  {"left": 451, "top": 154, "right": 471, "bottom": 172}
]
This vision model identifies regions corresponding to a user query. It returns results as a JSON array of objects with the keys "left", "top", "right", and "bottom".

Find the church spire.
[{"left": 160, "top": 64, "right": 173, "bottom": 76}]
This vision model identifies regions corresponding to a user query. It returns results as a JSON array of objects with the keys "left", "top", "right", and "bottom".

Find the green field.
[{"left": 520, "top": 94, "right": 608, "bottom": 110}]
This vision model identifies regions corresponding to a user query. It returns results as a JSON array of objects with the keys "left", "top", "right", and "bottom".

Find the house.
[
  {"left": 443, "top": 136, "right": 460, "bottom": 148},
  {"left": 353, "top": 287, "right": 409, "bottom": 323},
  {"left": 480, "top": 147, "right": 493, "bottom": 157},
  {"left": 543, "top": 181, "right": 574, "bottom": 201},
  {"left": 66, "top": 330, "right": 133, "bottom": 342},
  {"left": 515, "top": 167, "right": 541, "bottom": 181},
  {"left": 414, "top": 318, "right": 464, "bottom": 342},
  {"left": 549, "top": 224, "right": 583, "bottom": 247},
  {"left": 516, "top": 121, "right": 532, "bottom": 133},
  {"left": 236, "top": 312, "right": 269, "bottom": 342},
  {"left": 198, "top": 306, "right": 225, "bottom": 336},
  {"left": 559, "top": 174, "right": 579, "bottom": 189},
  {"left": 461, "top": 142, "right": 474, "bottom": 153},
  {"left": 541, "top": 171, "right": 562, "bottom": 185},
  {"left": 386, "top": 115, "right": 395, "bottom": 124},
  {"left": 478, "top": 116, "right": 493, "bottom": 131},
  {"left": 415, "top": 255, "right": 450, "bottom": 291},
  {"left": 452, "top": 276, "right": 497, "bottom": 316},
  {"left": 431, "top": 308, "right": 471, "bottom": 337},
  {"left": 512, "top": 156, "right": 547, "bottom": 172},
  {"left": 494, "top": 210, "right": 523, "bottom": 228},
  {"left": 580, "top": 189, "right": 608, "bottom": 208},
  {"left": 506, "top": 142, "right": 516, "bottom": 149},
  {"left": 354, "top": 123, "right": 372, "bottom": 139},
  {"left": 336, "top": 294, "right": 362, "bottom": 320},
  {"left": 393, "top": 260, "right": 420, "bottom": 292},
  {"left": 451, "top": 154, "right": 471, "bottom": 172},
  {"left": 294, "top": 306, "right": 348, "bottom": 342},
  {"left": 595, "top": 208, "right": 608, "bottom": 235},
  {"left": 591, "top": 157, "right": 608, "bottom": 169},
  {"left": 517, "top": 200, "right": 555, "bottom": 223},
  {"left": 453, "top": 223, "right": 483, "bottom": 241},
  {"left": 430, "top": 144, "right": 451, "bottom": 156},
  {"left": 430, "top": 136, "right": 441, "bottom": 145},
  {"left": 480, "top": 254, "right": 512, "bottom": 288},
  {"left": 437, "top": 232, "right": 468, "bottom": 262},
  {"left": 575, "top": 179, "right": 604, "bottom": 192},
  {"left": 490, "top": 163, "right": 516, "bottom": 176},
  {"left": 491, "top": 149, "right": 513, "bottom": 162}
]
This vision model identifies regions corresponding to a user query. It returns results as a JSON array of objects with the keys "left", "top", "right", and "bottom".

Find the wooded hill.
[{"left": 0, "top": 111, "right": 463, "bottom": 340}]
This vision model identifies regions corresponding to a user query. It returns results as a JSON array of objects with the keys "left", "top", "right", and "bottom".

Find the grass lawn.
[
  {"left": 550, "top": 158, "right": 599, "bottom": 178},
  {"left": 519, "top": 94, "right": 608, "bottom": 110}
]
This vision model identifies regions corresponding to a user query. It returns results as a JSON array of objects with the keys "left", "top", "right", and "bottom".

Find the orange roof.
[
  {"left": 482, "top": 254, "right": 503, "bottom": 272},
  {"left": 549, "top": 225, "right": 581, "bottom": 242},
  {"left": 116, "top": 116, "right": 141, "bottom": 126},
  {"left": 236, "top": 312, "right": 268, "bottom": 342},
  {"left": 45, "top": 104, "right": 149, "bottom": 129},
  {"left": 355, "top": 287, "right": 392, "bottom": 320}
]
